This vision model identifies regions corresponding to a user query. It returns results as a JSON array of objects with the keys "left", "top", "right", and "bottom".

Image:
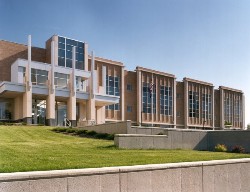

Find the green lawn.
[{"left": 0, "top": 126, "right": 250, "bottom": 173}]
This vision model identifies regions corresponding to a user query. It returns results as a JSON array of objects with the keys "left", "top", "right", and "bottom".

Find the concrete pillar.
[
  {"left": 173, "top": 78, "right": 177, "bottom": 128},
  {"left": 242, "top": 94, "right": 245, "bottom": 129},
  {"left": 102, "top": 66, "right": 106, "bottom": 94},
  {"left": 46, "top": 40, "right": 56, "bottom": 126},
  {"left": 220, "top": 88, "right": 224, "bottom": 129},
  {"left": 84, "top": 43, "right": 88, "bottom": 71},
  {"left": 67, "top": 47, "right": 77, "bottom": 127},
  {"left": 212, "top": 87, "right": 215, "bottom": 129},
  {"left": 121, "top": 66, "right": 125, "bottom": 121},
  {"left": 137, "top": 70, "right": 142, "bottom": 125},
  {"left": 86, "top": 99, "right": 96, "bottom": 124},
  {"left": 14, "top": 96, "right": 23, "bottom": 121},
  {"left": 184, "top": 79, "right": 188, "bottom": 128},
  {"left": 23, "top": 35, "right": 32, "bottom": 124},
  {"left": 96, "top": 106, "right": 105, "bottom": 124}
]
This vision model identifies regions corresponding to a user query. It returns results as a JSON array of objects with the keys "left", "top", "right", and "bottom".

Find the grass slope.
[{"left": 0, "top": 126, "right": 249, "bottom": 173}]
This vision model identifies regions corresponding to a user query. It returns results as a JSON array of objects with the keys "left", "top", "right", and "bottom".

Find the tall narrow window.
[
  {"left": 189, "top": 91, "right": 199, "bottom": 118},
  {"left": 142, "top": 82, "right": 156, "bottom": 114},
  {"left": 202, "top": 93, "right": 212, "bottom": 119},
  {"left": 160, "top": 86, "right": 173, "bottom": 116},
  {"left": 106, "top": 75, "right": 120, "bottom": 110},
  {"left": 224, "top": 95, "right": 233, "bottom": 123}
]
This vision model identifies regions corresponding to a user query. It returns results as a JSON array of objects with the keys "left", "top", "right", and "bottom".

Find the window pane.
[
  {"left": 58, "top": 36, "right": 65, "bottom": 43},
  {"left": 58, "top": 57, "right": 65, "bottom": 67},
  {"left": 58, "top": 43, "right": 65, "bottom": 49},
  {"left": 66, "top": 59, "right": 72, "bottom": 68},
  {"left": 58, "top": 49, "right": 65, "bottom": 58}
]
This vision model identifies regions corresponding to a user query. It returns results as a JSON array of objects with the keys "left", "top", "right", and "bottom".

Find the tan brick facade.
[{"left": 0, "top": 35, "right": 245, "bottom": 129}]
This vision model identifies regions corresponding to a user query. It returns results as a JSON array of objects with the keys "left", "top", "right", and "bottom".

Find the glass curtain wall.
[
  {"left": 58, "top": 36, "right": 84, "bottom": 70},
  {"left": 0, "top": 99, "right": 13, "bottom": 120},
  {"left": 106, "top": 75, "right": 120, "bottom": 110},
  {"left": 160, "top": 86, "right": 173, "bottom": 116},
  {"left": 142, "top": 82, "right": 156, "bottom": 114}
]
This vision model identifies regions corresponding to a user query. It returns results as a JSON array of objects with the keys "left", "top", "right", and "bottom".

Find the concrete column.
[
  {"left": 173, "top": 78, "right": 177, "bottom": 128},
  {"left": 137, "top": 70, "right": 142, "bottom": 125},
  {"left": 23, "top": 35, "right": 32, "bottom": 124},
  {"left": 220, "top": 88, "right": 224, "bottom": 129},
  {"left": 212, "top": 87, "right": 215, "bottom": 129},
  {"left": 67, "top": 47, "right": 77, "bottom": 127},
  {"left": 184, "top": 79, "right": 188, "bottom": 128},
  {"left": 242, "top": 94, "right": 245, "bottom": 129},
  {"left": 86, "top": 99, "right": 96, "bottom": 123},
  {"left": 46, "top": 40, "right": 56, "bottom": 126},
  {"left": 121, "top": 66, "right": 125, "bottom": 121},
  {"left": 84, "top": 43, "right": 88, "bottom": 71},
  {"left": 96, "top": 106, "right": 105, "bottom": 124},
  {"left": 14, "top": 96, "right": 23, "bottom": 121},
  {"left": 102, "top": 66, "right": 106, "bottom": 94}
]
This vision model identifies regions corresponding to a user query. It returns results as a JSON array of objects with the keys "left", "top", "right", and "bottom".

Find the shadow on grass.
[{"left": 97, "top": 145, "right": 117, "bottom": 149}]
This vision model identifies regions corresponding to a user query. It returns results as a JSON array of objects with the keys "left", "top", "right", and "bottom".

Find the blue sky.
[{"left": 0, "top": 0, "right": 249, "bottom": 125}]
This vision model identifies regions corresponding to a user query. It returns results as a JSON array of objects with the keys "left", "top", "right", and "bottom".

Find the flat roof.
[
  {"left": 136, "top": 66, "right": 175, "bottom": 78},
  {"left": 183, "top": 77, "right": 213, "bottom": 86}
]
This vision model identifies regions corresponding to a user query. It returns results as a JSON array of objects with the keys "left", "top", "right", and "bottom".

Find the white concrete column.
[
  {"left": 23, "top": 35, "right": 32, "bottom": 124},
  {"left": 173, "top": 78, "right": 177, "bottom": 128},
  {"left": 84, "top": 43, "right": 88, "bottom": 71},
  {"left": 46, "top": 40, "right": 56, "bottom": 126},
  {"left": 121, "top": 66, "right": 125, "bottom": 121},
  {"left": 137, "top": 70, "right": 142, "bottom": 125},
  {"left": 14, "top": 96, "right": 23, "bottom": 120},
  {"left": 212, "top": 87, "right": 215, "bottom": 129},
  {"left": 96, "top": 106, "right": 105, "bottom": 124},
  {"left": 242, "top": 94, "right": 245, "bottom": 129},
  {"left": 91, "top": 51, "right": 96, "bottom": 97},
  {"left": 67, "top": 47, "right": 77, "bottom": 126},
  {"left": 184, "top": 79, "right": 188, "bottom": 128},
  {"left": 220, "top": 88, "right": 224, "bottom": 129},
  {"left": 102, "top": 66, "right": 106, "bottom": 94}
]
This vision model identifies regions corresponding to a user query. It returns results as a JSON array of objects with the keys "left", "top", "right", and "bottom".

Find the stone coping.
[
  {"left": 1, "top": 158, "right": 250, "bottom": 182},
  {"left": 116, "top": 134, "right": 167, "bottom": 137}
]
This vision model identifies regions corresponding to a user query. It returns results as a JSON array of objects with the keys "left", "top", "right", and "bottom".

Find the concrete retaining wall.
[
  {"left": 1, "top": 158, "right": 250, "bottom": 192},
  {"left": 78, "top": 121, "right": 131, "bottom": 134},
  {"left": 115, "top": 129, "right": 250, "bottom": 152}
]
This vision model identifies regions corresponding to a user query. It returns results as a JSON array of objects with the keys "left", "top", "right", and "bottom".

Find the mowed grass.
[{"left": 0, "top": 126, "right": 250, "bottom": 173}]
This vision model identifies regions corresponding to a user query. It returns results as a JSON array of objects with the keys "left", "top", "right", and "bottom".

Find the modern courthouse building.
[{"left": 0, "top": 35, "right": 245, "bottom": 129}]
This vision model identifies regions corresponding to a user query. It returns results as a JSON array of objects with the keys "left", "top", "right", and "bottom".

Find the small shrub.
[
  {"left": 52, "top": 127, "right": 67, "bottom": 132},
  {"left": 106, "top": 134, "right": 114, "bottom": 140},
  {"left": 75, "top": 129, "right": 87, "bottom": 135},
  {"left": 157, "top": 132, "right": 164, "bottom": 135},
  {"left": 66, "top": 128, "right": 76, "bottom": 133},
  {"left": 231, "top": 145, "right": 245, "bottom": 153},
  {"left": 95, "top": 133, "right": 107, "bottom": 139},
  {"left": 86, "top": 130, "right": 97, "bottom": 136},
  {"left": 215, "top": 144, "right": 227, "bottom": 152}
]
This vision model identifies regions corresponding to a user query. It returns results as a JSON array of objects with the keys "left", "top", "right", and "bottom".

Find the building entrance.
[{"left": 32, "top": 99, "right": 46, "bottom": 125}]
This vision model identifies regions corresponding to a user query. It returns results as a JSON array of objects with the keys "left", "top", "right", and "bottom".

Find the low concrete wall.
[
  {"left": 115, "top": 129, "right": 250, "bottom": 152},
  {"left": 1, "top": 158, "right": 250, "bottom": 192},
  {"left": 127, "top": 126, "right": 168, "bottom": 135},
  {"left": 78, "top": 121, "right": 131, "bottom": 134}
]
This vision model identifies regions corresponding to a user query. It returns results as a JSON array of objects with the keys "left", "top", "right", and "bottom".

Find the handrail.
[{"left": 64, "top": 118, "right": 71, "bottom": 127}]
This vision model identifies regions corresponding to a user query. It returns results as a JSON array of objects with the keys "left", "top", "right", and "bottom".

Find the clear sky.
[{"left": 0, "top": 0, "right": 249, "bottom": 126}]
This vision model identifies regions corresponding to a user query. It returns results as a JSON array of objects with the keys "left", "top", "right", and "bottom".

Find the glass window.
[
  {"left": 31, "top": 69, "right": 48, "bottom": 86},
  {"left": 58, "top": 49, "right": 65, "bottom": 58},
  {"left": 58, "top": 43, "right": 65, "bottom": 49},
  {"left": 58, "top": 36, "right": 65, "bottom": 43},
  {"left": 106, "top": 75, "right": 120, "bottom": 96},
  {"left": 66, "top": 51, "right": 72, "bottom": 59},
  {"left": 58, "top": 57, "right": 65, "bottom": 67},
  {"left": 160, "top": 86, "right": 173, "bottom": 116},
  {"left": 189, "top": 91, "right": 199, "bottom": 118},
  {"left": 142, "top": 82, "right": 156, "bottom": 114},
  {"left": 54, "top": 72, "right": 69, "bottom": 88},
  {"left": 76, "top": 53, "right": 83, "bottom": 61},
  {"left": 127, "top": 106, "right": 132, "bottom": 112},
  {"left": 126, "top": 84, "right": 132, "bottom": 91},
  {"left": 66, "top": 59, "right": 72, "bottom": 68}
]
